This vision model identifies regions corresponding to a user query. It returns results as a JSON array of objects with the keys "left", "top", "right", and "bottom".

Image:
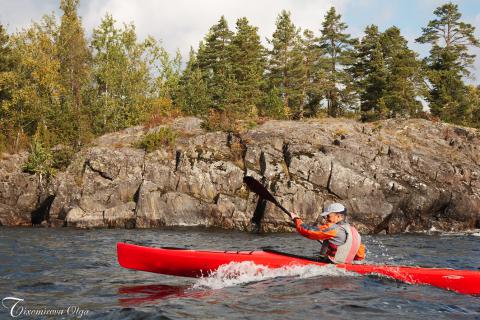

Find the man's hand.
[{"left": 290, "top": 212, "right": 299, "bottom": 220}]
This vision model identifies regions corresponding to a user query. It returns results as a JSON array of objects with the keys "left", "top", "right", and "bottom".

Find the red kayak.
[{"left": 117, "top": 242, "right": 480, "bottom": 295}]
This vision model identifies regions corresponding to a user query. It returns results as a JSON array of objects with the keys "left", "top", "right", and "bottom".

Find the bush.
[
  {"left": 201, "top": 109, "right": 236, "bottom": 132},
  {"left": 0, "top": 134, "right": 6, "bottom": 154},
  {"left": 22, "top": 139, "right": 55, "bottom": 178},
  {"left": 135, "top": 127, "right": 177, "bottom": 152},
  {"left": 201, "top": 109, "right": 260, "bottom": 133},
  {"left": 260, "top": 87, "right": 290, "bottom": 120},
  {"left": 144, "top": 97, "right": 183, "bottom": 128},
  {"left": 52, "top": 146, "right": 75, "bottom": 171}
]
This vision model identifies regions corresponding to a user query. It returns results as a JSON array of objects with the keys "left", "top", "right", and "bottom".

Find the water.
[{"left": 0, "top": 227, "right": 479, "bottom": 320}]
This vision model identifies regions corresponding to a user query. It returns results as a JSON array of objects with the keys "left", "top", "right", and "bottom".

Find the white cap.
[{"left": 320, "top": 203, "right": 346, "bottom": 216}]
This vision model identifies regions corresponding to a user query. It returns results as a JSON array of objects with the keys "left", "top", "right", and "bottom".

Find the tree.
[
  {"left": 416, "top": 2, "right": 479, "bottom": 123},
  {"left": 261, "top": 86, "right": 288, "bottom": 119},
  {"left": 0, "top": 24, "right": 16, "bottom": 151},
  {"left": 197, "top": 16, "right": 234, "bottom": 111},
  {"left": 229, "top": 17, "right": 266, "bottom": 117},
  {"left": 90, "top": 14, "right": 152, "bottom": 134},
  {"left": 350, "top": 25, "right": 387, "bottom": 120},
  {"left": 465, "top": 85, "right": 480, "bottom": 128},
  {"left": 381, "top": 27, "right": 425, "bottom": 118},
  {"left": 318, "top": 7, "right": 357, "bottom": 117},
  {"left": 298, "top": 29, "right": 323, "bottom": 118},
  {"left": 351, "top": 25, "right": 425, "bottom": 120},
  {"left": 145, "top": 37, "right": 182, "bottom": 100},
  {"left": 2, "top": 15, "right": 66, "bottom": 151},
  {"left": 57, "top": 0, "right": 91, "bottom": 145},
  {"left": 0, "top": 24, "right": 15, "bottom": 104},
  {"left": 266, "top": 10, "right": 305, "bottom": 119},
  {"left": 175, "top": 48, "right": 211, "bottom": 116}
]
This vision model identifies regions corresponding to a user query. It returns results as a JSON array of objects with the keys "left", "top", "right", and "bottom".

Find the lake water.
[{"left": 0, "top": 227, "right": 479, "bottom": 319}]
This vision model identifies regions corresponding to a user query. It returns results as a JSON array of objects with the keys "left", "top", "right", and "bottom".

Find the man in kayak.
[{"left": 290, "top": 203, "right": 366, "bottom": 264}]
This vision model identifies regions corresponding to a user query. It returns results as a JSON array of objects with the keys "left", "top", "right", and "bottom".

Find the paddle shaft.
[
  {"left": 243, "top": 176, "right": 293, "bottom": 220},
  {"left": 271, "top": 199, "right": 293, "bottom": 219}
]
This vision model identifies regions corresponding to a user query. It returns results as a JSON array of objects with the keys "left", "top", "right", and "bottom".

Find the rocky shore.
[{"left": 1, "top": 117, "right": 479, "bottom": 234}]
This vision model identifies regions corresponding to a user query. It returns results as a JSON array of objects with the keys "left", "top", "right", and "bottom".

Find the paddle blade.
[
  {"left": 243, "top": 176, "right": 278, "bottom": 204},
  {"left": 251, "top": 197, "right": 268, "bottom": 230}
]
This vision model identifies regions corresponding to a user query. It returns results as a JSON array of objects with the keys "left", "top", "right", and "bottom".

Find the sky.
[{"left": 0, "top": 0, "right": 479, "bottom": 84}]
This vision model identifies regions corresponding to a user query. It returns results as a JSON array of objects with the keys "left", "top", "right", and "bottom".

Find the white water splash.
[
  {"left": 439, "top": 229, "right": 480, "bottom": 237},
  {"left": 193, "top": 261, "right": 356, "bottom": 290}
]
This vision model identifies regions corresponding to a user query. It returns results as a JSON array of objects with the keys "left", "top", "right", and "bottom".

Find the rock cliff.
[{"left": 1, "top": 117, "right": 479, "bottom": 233}]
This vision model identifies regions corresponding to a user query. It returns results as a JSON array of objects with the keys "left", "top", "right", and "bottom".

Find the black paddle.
[{"left": 243, "top": 176, "right": 293, "bottom": 221}]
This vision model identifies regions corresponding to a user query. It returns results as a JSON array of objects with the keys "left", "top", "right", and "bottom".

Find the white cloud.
[
  {"left": 466, "top": 13, "right": 480, "bottom": 85},
  {"left": 79, "top": 0, "right": 349, "bottom": 57},
  {"left": 0, "top": 0, "right": 57, "bottom": 32},
  {"left": 0, "top": 0, "right": 477, "bottom": 83}
]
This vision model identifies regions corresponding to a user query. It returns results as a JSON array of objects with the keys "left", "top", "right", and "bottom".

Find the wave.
[
  {"left": 437, "top": 229, "right": 480, "bottom": 237},
  {"left": 193, "top": 261, "right": 357, "bottom": 290}
]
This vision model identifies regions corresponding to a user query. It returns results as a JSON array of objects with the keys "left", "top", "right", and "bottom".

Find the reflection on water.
[
  {"left": 118, "top": 284, "right": 211, "bottom": 305},
  {"left": 1, "top": 227, "right": 479, "bottom": 320}
]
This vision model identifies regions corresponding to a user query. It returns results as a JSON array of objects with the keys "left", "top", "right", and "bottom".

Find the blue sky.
[{"left": 1, "top": 0, "right": 479, "bottom": 83}]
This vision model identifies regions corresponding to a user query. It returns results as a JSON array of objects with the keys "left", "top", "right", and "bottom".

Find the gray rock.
[{"left": 1, "top": 117, "right": 479, "bottom": 233}]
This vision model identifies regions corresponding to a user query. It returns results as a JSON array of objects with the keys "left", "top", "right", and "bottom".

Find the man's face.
[{"left": 326, "top": 213, "right": 342, "bottom": 223}]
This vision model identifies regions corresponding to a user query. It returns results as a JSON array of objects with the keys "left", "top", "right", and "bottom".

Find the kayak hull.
[{"left": 117, "top": 242, "right": 480, "bottom": 295}]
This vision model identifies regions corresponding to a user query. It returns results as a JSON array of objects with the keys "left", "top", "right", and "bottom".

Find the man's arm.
[{"left": 293, "top": 218, "right": 337, "bottom": 241}]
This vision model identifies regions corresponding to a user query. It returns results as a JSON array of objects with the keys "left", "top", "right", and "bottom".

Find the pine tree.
[
  {"left": 267, "top": 10, "right": 304, "bottom": 119},
  {"left": 416, "top": 2, "right": 479, "bottom": 123},
  {"left": 318, "top": 7, "right": 357, "bottom": 117},
  {"left": 381, "top": 26, "right": 424, "bottom": 118},
  {"left": 465, "top": 85, "right": 480, "bottom": 128},
  {"left": 229, "top": 17, "right": 266, "bottom": 117},
  {"left": 176, "top": 48, "right": 211, "bottom": 116},
  {"left": 351, "top": 25, "right": 425, "bottom": 121},
  {"left": 197, "top": 16, "right": 234, "bottom": 111},
  {"left": 57, "top": 0, "right": 91, "bottom": 145},
  {"left": 298, "top": 29, "right": 322, "bottom": 118},
  {"left": 350, "top": 25, "right": 387, "bottom": 120}
]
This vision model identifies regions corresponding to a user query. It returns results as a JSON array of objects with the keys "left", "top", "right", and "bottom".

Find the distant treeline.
[{"left": 0, "top": 0, "right": 479, "bottom": 155}]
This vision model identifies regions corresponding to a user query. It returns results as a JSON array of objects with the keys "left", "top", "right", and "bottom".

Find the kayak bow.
[{"left": 117, "top": 242, "right": 480, "bottom": 295}]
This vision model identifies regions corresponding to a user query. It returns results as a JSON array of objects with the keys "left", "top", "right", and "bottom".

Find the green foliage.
[
  {"left": 260, "top": 86, "right": 289, "bottom": 119},
  {"left": 175, "top": 48, "right": 211, "bottom": 116},
  {"left": 416, "top": 2, "right": 479, "bottom": 124},
  {"left": 318, "top": 7, "right": 358, "bottom": 117},
  {"left": 22, "top": 137, "right": 55, "bottom": 178},
  {"left": 0, "top": 134, "right": 6, "bottom": 154},
  {"left": 146, "top": 38, "right": 182, "bottom": 100},
  {"left": 201, "top": 110, "right": 237, "bottom": 132},
  {"left": 266, "top": 10, "right": 304, "bottom": 119},
  {"left": 2, "top": 1, "right": 480, "bottom": 157},
  {"left": 465, "top": 85, "right": 480, "bottom": 128},
  {"left": 135, "top": 127, "right": 177, "bottom": 152},
  {"left": 197, "top": 16, "right": 235, "bottom": 111},
  {"left": 89, "top": 14, "right": 152, "bottom": 134},
  {"left": 299, "top": 29, "right": 323, "bottom": 118},
  {"left": 52, "top": 146, "right": 75, "bottom": 170},
  {"left": 351, "top": 25, "right": 425, "bottom": 121},
  {"left": 229, "top": 17, "right": 266, "bottom": 117},
  {"left": 0, "top": 24, "right": 15, "bottom": 104},
  {"left": 57, "top": 0, "right": 92, "bottom": 146},
  {"left": 2, "top": 15, "right": 66, "bottom": 149}
]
